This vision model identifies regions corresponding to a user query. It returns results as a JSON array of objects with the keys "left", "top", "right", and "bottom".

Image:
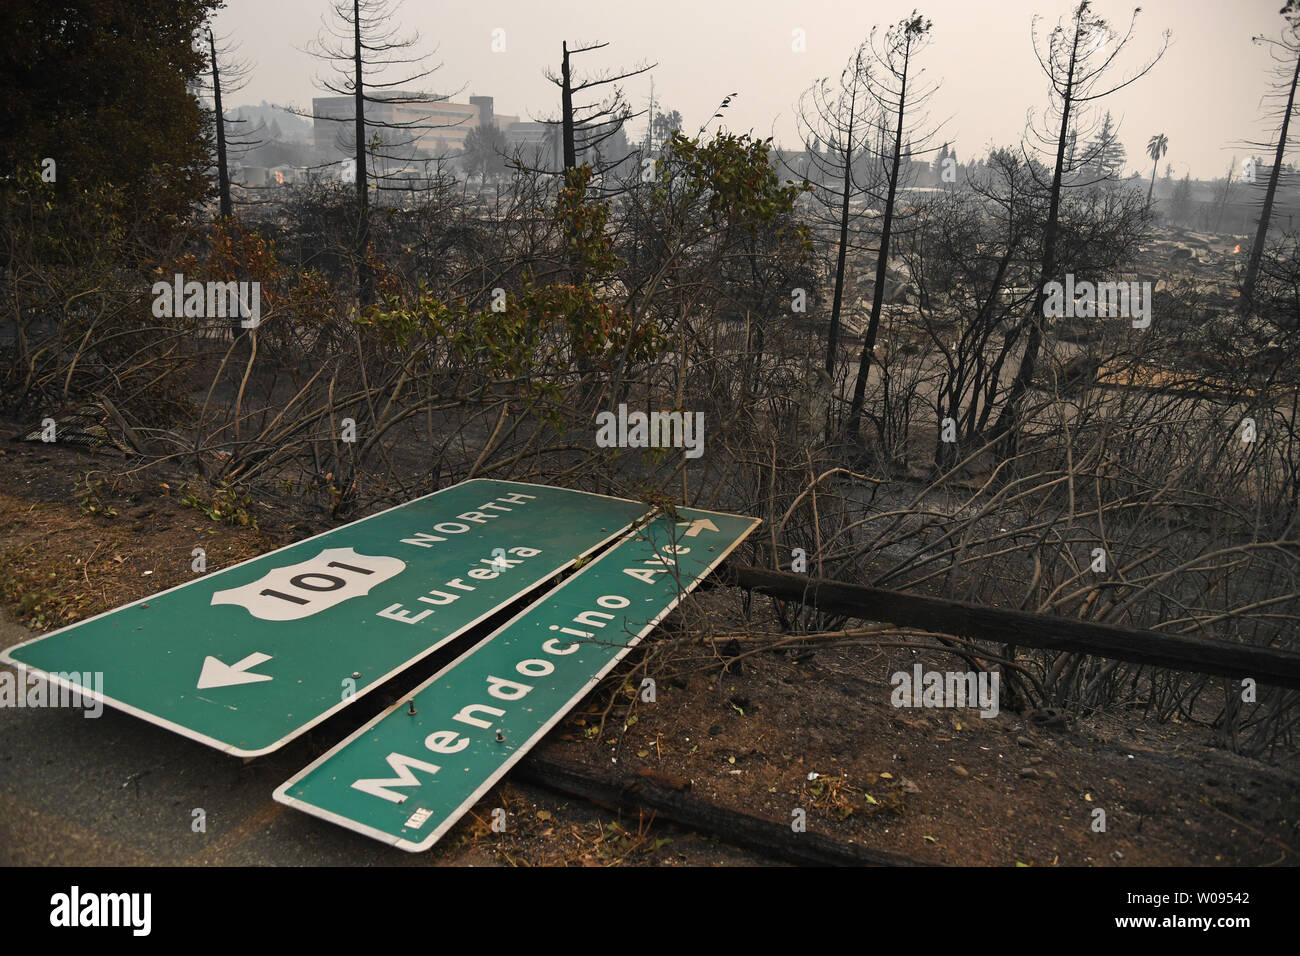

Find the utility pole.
[{"left": 647, "top": 77, "right": 656, "bottom": 151}]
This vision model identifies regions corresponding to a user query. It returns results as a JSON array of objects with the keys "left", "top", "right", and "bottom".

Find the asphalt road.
[{"left": 0, "top": 610, "right": 492, "bottom": 866}]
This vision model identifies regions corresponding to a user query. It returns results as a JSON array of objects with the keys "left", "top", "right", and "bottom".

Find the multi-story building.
[
  {"left": 503, "top": 121, "right": 561, "bottom": 169},
  {"left": 312, "top": 94, "right": 519, "bottom": 157}
]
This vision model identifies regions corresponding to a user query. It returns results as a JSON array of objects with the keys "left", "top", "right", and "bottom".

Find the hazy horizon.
[{"left": 210, "top": 0, "right": 1295, "bottom": 181}]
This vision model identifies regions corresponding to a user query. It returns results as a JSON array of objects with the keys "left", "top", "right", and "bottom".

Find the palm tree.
[{"left": 1146, "top": 133, "right": 1168, "bottom": 204}]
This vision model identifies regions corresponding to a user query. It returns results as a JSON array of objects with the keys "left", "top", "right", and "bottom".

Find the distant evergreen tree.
[
  {"left": 1086, "top": 110, "right": 1127, "bottom": 178},
  {"left": 932, "top": 142, "right": 948, "bottom": 184},
  {"left": 651, "top": 109, "right": 682, "bottom": 150},
  {"left": 461, "top": 122, "right": 506, "bottom": 184},
  {"left": 1170, "top": 172, "right": 1193, "bottom": 222}
]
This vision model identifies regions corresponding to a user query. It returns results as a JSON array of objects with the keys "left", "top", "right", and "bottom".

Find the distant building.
[
  {"left": 469, "top": 95, "right": 494, "bottom": 127},
  {"left": 312, "top": 94, "right": 518, "bottom": 158},
  {"left": 268, "top": 164, "right": 298, "bottom": 185},
  {"left": 504, "top": 121, "right": 561, "bottom": 169},
  {"left": 235, "top": 165, "right": 269, "bottom": 188}
]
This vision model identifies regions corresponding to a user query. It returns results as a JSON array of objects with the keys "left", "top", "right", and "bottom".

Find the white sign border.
[
  {"left": 273, "top": 507, "right": 760, "bottom": 851},
  {"left": 0, "top": 479, "right": 651, "bottom": 757}
]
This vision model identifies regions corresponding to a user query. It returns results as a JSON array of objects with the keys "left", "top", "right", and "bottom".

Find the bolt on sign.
[
  {"left": 0, "top": 480, "right": 651, "bottom": 757},
  {"left": 274, "top": 506, "right": 759, "bottom": 851}
]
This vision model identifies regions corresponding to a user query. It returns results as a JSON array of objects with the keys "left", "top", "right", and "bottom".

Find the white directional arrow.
[
  {"left": 197, "top": 652, "right": 273, "bottom": 690},
  {"left": 677, "top": 518, "right": 719, "bottom": 538}
]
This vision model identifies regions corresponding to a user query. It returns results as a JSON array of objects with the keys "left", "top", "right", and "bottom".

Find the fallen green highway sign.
[
  {"left": 1, "top": 480, "right": 650, "bottom": 756},
  {"left": 273, "top": 506, "right": 759, "bottom": 851}
]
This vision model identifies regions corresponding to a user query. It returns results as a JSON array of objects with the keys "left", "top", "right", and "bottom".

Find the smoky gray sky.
[{"left": 213, "top": 0, "right": 1293, "bottom": 180}]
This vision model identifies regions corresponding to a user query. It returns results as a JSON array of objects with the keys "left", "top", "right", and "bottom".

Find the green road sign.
[
  {"left": 1, "top": 480, "right": 650, "bottom": 757},
  {"left": 273, "top": 506, "right": 759, "bottom": 851}
]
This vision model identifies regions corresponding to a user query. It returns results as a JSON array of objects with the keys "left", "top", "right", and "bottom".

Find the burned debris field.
[{"left": 2, "top": 0, "right": 1299, "bottom": 906}]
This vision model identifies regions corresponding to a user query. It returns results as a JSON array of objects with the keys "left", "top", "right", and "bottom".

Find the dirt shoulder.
[{"left": 1, "top": 430, "right": 1296, "bottom": 866}]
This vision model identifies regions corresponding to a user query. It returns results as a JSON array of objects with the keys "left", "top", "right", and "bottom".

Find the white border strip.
[
  {"left": 0, "top": 479, "right": 650, "bottom": 757},
  {"left": 273, "top": 507, "right": 760, "bottom": 850}
]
